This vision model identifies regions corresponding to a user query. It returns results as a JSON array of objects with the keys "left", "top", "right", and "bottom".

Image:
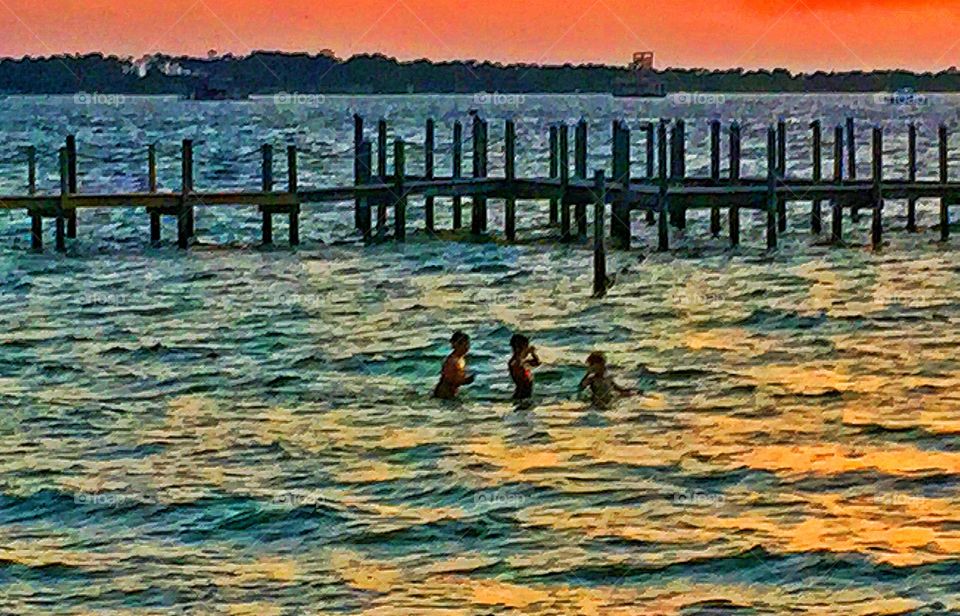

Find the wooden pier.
[{"left": 3, "top": 115, "right": 960, "bottom": 295}]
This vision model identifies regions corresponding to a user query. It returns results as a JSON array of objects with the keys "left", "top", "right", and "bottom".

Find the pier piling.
[
  {"left": 657, "top": 121, "right": 669, "bottom": 252},
  {"left": 148, "top": 144, "right": 160, "bottom": 246},
  {"left": 57, "top": 147, "right": 67, "bottom": 253},
  {"left": 766, "top": 127, "right": 778, "bottom": 251},
  {"left": 28, "top": 146, "right": 40, "bottom": 252},
  {"left": 394, "top": 139, "right": 407, "bottom": 241},
  {"left": 940, "top": 124, "right": 949, "bottom": 241},
  {"left": 66, "top": 135, "right": 77, "bottom": 239},
  {"left": 178, "top": 139, "right": 193, "bottom": 250},
  {"left": 907, "top": 123, "right": 917, "bottom": 232},
  {"left": 832, "top": 126, "right": 844, "bottom": 244},
  {"left": 729, "top": 122, "right": 741, "bottom": 247},
  {"left": 593, "top": 169, "right": 607, "bottom": 298},
  {"left": 288, "top": 145, "right": 300, "bottom": 246},
  {"left": 611, "top": 120, "right": 631, "bottom": 249},
  {"left": 811, "top": 120, "right": 822, "bottom": 235},
  {"left": 710, "top": 120, "right": 721, "bottom": 237},
  {"left": 575, "top": 119, "right": 588, "bottom": 238},
  {"left": 504, "top": 119, "right": 517, "bottom": 242},
  {"left": 776, "top": 119, "right": 786, "bottom": 232},
  {"left": 261, "top": 144, "right": 274, "bottom": 245},
  {"left": 872, "top": 126, "right": 883, "bottom": 249}
]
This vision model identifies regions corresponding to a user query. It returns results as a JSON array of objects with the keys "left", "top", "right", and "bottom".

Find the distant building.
[{"left": 612, "top": 52, "right": 666, "bottom": 98}]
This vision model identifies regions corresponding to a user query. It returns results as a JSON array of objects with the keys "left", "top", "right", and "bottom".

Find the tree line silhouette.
[{"left": 1, "top": 51, "right": 959, "bottom": 94}]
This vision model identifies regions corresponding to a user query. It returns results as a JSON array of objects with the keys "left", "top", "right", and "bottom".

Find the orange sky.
[{"left": 1, "top": 0, "right": 960, "bottom": 70}]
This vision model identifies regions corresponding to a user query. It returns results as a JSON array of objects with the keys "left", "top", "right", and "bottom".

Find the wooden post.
[
  {"left": 832, "top": 126, "right": 843, "bottom": 244},
  {"left": 504, "top": 119, "right": 517, "bottom": 242},
  {"left": 27, "top": 146, "right": 40, "bottom": 251},
  {"left": 560, "top": 124, "right": 571, "bottom": 241},
  {"left": 729, "top": 122, "right": 741, "bottom": 247},
  {"left": 575, "top": 119, "right": 588, "bottom": 238},
  {"left": 178, "top": 139, "right": 193, "bottom": 249},
  {"left": 148, "top": 144, "right": 160, "bottom": 246},
  {"left": 766, "top": 127, "right": 778, "bottom": 250},
  {"left": 645, "top": 122, "right": 656, "bottom": 225},
  {"left": 549, "top": 125, "right": 559, "bottom": 225},
  {"left": 394, "top": 139, "right": 407, "bottom": 241},
  {"left": 907, "top": 123, "right": 917, "bottom": 232},
  {"left": 669, "top": 120, "right": 687, "bottom": 229},
  {"left": 471, "top": 115, "right": 484, "bottom": 235},
  {"left": 288, "top": 145, "right": 300, "bottom": 246},
  {"left": 847, "top": 117, "right": 859, "bottom": 222},
  {"left": 57, "top": 147, "right": 67, "bottom": 253},
  {"left": 611, "top": 120, "right": 631, "bottom": 248},
  {"left": 424, "top": 118, "right": 435, "bottom": 234},
  {"left": 261, "top": 144, "right": 274, "bottom": 245},
  {"left": 776, "top": 119, "right": 786, "bottom": 232},
  {"left": 811, "top": 120, "right": 822, "bottom": 235},
  {"left": 872, "top": 126, "right": 883, "bottom": 249},
  {"left": 353, "top": 114, "right": 363, "bottom": 230},
  {"left": 358, "top": 141, "right": 373, "bottom": 240},
  {"left": 709, "top": 120, "right": 721, "bottom": 237},
  {"left": 657, "top": 120, "right": 669, "bottom": 252},
  {"left": 593, "top": 170, "right": 607, "bottom": 298},
  {"left": 481, "top": 120, "right": 489, "bottom": 231},
  {"left": 452, "top": 121, "right": 463, "bottom": 230},
  {"left": 940, "top": 124, "right": 949, "bottom": 241},
  {"left": 377, "top": 119, "right": 388, "bottom": 231},
  {"left": 66, "top": 135, "right": 77, "bottom": 238}
]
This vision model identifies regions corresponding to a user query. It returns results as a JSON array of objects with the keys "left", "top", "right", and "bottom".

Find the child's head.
[
  {"left": 450, "top": 331, "right": 470, "bottom": 354},
  {"left": 586, "top": 351, "right": 607, "bottom": 373},
  {"left": 510, "top": 333, "right": 530, "bottom": 355}
]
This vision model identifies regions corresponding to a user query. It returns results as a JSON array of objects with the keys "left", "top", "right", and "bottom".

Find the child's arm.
[
  {"left": 527, "top": 347, "right": 542, "bottom": 368},
  {"left": 579, "top": 373, "right": 594, "bottom": 390}
]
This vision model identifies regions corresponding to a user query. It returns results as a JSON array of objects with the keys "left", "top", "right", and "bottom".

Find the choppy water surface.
[{"left": 3, "top": 94, "right": 960, "bottom": 614}]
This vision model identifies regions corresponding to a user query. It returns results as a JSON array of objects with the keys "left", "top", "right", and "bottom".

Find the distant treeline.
[{"left": 2, "top": 52, "right": 960, "bottom": 94}]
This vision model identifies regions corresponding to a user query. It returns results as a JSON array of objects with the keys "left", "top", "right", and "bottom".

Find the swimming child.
[
  {"left": 434, "top": 331, "right": 475, "bottom": 399},
  {"left": 579, "top": 351, "right": 635, "bottom": 408},
  {"left": 508, "top": 334, "right": 541, "bottom": 400}
]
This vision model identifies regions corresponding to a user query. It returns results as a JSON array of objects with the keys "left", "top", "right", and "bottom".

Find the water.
[{"left": 2, "top": 94, "right": 960, "bottom": 614}]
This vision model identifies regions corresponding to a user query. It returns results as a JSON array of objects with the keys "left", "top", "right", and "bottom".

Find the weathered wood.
[
  {"left": 575, "top": 119, "right": 588, "bottom": 238},
  {"left": 179, "top": 139, "right": 193, "bottom": 249},
  {"left": 709, "top": 120, "right": 721, "bottom": 237},
  {"left": 872, "top": 126, "right": 883, "bottom": 249},
  {"left": 288, "top": 145, "right": 300, "bottom": 245},
  {"left": 549, "top": 125, "right": 559, "bottom": 225},
  {"left": 261, "top": 144, "right": 274, "bottom": 245},
  {"left": 424, "top": 118, "right": 435, "bottom": 234},
  {"left": 559, "top": 124, "right": 571, "bottom": 241},
  {"left": 358, "top": 141, "right": 373, "bottom": 240},
  {"left": 452, "top": 121, "right": 463, "bottom": 230},
  {"left": 657, "top": 120, "right": 669, "bottom": 252},
  {"left": 811, "top": 120, "right": 822, "bottom": 235},
  {"left": 940, "top": 124, "right": 949, "bottom": 241},
  {"left": 27, "top": 146, "right": 40, "bottom": 251},
  {"left": 471, "top": 115, "right": 487, "bottom": 235},
  {"left": 593, "top": 170, "right": 607, "bottom": 298},
  {"left": 847, "top": 117, "right": 859, "bottom": 222},
  {"left": 611, "top": 120, "right": 631, "bottom": 248},
  {"left": 377, "top": 119, "right": 388, "bottom": 230},
  {"left": 353, "top": 114, "right": 363, "bottom": 230},
  {"left": 729, "top": 122, "right": 741, "bottom": 247},
  {"left": 670, "top": 120, "right": 687, "bottom": 228},
  {"left": 394, "top": 139, "right": 407, "bottom": 241},
  {"left": 148, "top": 144, "right": 160, "bottom": 246},
  {"left": 57, "top": 148, "right": 68, "bottom": 253},
  {"left": 776, "top": 119, "right": 786, "bottom": 232},
  {"left": 907, "top": 123, "right": 917, "bottom": 232},
  {"left": 504, "top": 119, "right": 517, "bottom": 242},
  {"left": 766, "top": 127, "right": 778, "bottom": 251},
  {"left": 645, "top": 122, "right": 656, "bottom": 225},
  {"left": 66, "top": 135, "right": 77, "bottom": 238},
  {"left": 832, "top": 126, "right": 843, "bottom": 244}
]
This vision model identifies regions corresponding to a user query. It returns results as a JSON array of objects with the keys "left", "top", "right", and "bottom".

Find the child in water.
[
  {"left": 434, "top": 331, "right": 475, "bottom": 399},
  {"left": 508, "top": 334, "right": 541, "bottom": 400},
  {"left": 579, "top": 351, "right": 635, "bottom": 407}
]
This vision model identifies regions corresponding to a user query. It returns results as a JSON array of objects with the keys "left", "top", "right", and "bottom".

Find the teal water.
[{"left": 2, "top": 94, "right": 960, "bottom": 614}]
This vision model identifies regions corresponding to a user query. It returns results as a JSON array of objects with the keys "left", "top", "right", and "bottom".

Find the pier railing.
[{"left": 3, "top": 114, "right": 960, "bottom": 294}]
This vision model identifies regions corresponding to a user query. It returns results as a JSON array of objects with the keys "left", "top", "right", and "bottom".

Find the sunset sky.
[{"left": 1, "top": 0, "right": 960, "bottom": 71}]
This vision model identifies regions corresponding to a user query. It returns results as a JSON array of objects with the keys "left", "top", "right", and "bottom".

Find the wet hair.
[
  {"left": 510, "top": 334, "right": 530, "bottom": 353},
  {"left": 586, "top": 351, "right": 606, "bottom": 367},
  {"left": 450, "top": 331, "right": 469, "bottom": 346}
]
